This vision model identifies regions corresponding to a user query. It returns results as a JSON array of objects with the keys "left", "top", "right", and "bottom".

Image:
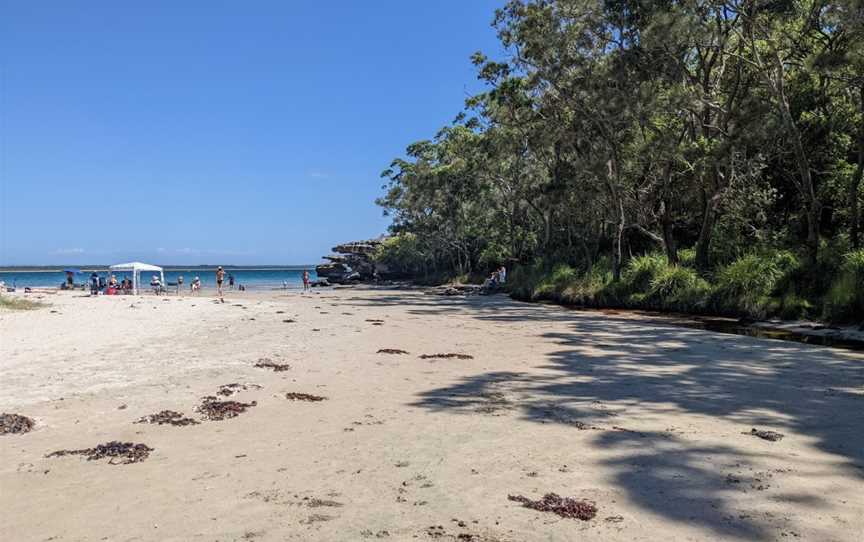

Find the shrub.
[
  {"left": 711, "top": 251, "right": 799, "bottom": 317},
  {"left": 562, "top": 262, "right": 614, "bottom": 305},
  {"left": 678, "top": 248, "right": 697, "bottom": 267},
  {"left": 645, "top": 266, "right": 711, "bottom": 311},
  {"left": 534, "top": 264, "right": 579, "bottom": 299},
  {"left": 824, "top": 250, "right": 864, "bottom": 323},
  {"left": 622, "top": 253, "right": 667, "bottom": 294}
]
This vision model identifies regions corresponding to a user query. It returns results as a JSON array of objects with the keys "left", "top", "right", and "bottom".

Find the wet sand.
[{"left": 1, "top": 287, "right": 862, "bottom": 541}]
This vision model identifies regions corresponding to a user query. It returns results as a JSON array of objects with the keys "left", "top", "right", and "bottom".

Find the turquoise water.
[{"left": 0, "top": 267, "right": 318, "bottom": 290}]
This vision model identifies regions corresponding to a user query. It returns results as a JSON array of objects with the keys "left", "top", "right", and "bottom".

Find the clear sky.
[{"left": 0, "top": 1, "right": 504, "bottom": 265}]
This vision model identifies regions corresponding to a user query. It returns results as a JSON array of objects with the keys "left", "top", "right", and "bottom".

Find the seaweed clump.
[
  {"left": 285, "top": 393, "right": 327, "bottom": 402},
  {"left": 217, "top": 383, "right": 262, "bottom": 396},
  {"left": 507, "top": 493, "right": 597, "bottom": 520},
  {"left": 0, "top": 413, "right": 35, "bottom": 435},
  {"left": 47, "top": 441, "right": 154, "bottom": 464},
  {"left": 135, "top": 410, "right": 199, "bottom": 426},
  {"left": 419, "top": 353, "right": 474, "bottom": 360},
  {"left": 254, "top": 358, "right": 291, "bottom": 372},
  {"left": 747, "top": 428, "right": 784, "bottom": 441},
  {"left": 196, "top": 396, "right": 257, "bottom": 421}
]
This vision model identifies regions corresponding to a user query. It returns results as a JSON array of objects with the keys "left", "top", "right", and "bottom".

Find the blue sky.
[{"left": 0, "top": 1, "right": 504, "bottom": 265}]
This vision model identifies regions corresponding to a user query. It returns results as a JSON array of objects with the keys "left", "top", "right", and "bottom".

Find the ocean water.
[{"left": 0, "top": 267, "right": 318, "bottom": 290}]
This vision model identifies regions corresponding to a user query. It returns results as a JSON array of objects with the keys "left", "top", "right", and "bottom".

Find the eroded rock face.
[{"left": 316, "top": 238, "right": 387, "bottom": 283}]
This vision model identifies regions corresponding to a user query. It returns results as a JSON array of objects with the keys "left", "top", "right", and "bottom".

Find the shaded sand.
[{"left": 1, "top": 287, "right": 862, "bottom": 541}]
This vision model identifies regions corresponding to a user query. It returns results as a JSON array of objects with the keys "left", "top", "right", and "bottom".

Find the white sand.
[{"left": 1, "top": 287, "right": 862, "bottom": 541}]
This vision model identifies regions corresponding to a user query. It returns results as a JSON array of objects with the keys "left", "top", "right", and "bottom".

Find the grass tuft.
[{"left": 0, "top": 295, "right": 44, "bottom": 311}]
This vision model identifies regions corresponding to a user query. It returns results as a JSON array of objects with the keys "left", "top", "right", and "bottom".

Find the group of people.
[
  {"left": 82, "top": 267, "right": 313, "bottom": 297},
  {"left": 89, "top": 272, "right": 133, "bottom": 295},
  {"left": 481, "top": 265, "right": 507, "bottom": 294}
]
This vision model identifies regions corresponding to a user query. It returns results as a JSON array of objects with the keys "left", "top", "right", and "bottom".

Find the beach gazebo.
[{"left": 109, "top": 262, "right": 164, "bottom": 294}]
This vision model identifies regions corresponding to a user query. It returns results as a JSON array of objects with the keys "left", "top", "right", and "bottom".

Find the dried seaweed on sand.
[
  {"left": 285, "top": 392, "right": 327, "bottom": 402},
  {"left": 254, "top": 358, "right": 291, "bottom": 372},
  {"left": 419, "top": 353, "right": 474, "bottom": 360},
  {"left": 135, "top": 410, "right": 199, "bottom": 426},
  {"left": 377, "top": 348, "right": 409, "bottom": 355},
  {"left": 746, "top": 428, "right": 784, "bottom": 441},
  {"left": 217, "top": 383, "right": 262, "bottom": 396},
  {"left": 47, "top": 441, "right": 153, "bottom": 464},
  {"left": 508, "top": 493, "right": 597, "bottom": 520},
  {"left": 0, "top": 413, "right": 35, "bottom": 435},
  {"left": 196, "top": 396, "right": 257, "bottom": 421}
]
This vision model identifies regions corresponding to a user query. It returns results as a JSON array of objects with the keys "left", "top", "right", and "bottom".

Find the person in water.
[
  {"left": 216, "top": 266, "right": 225, "bottom": 300},
  {"left": 228, "top": 273, "right": 235, "bottom": 290}
]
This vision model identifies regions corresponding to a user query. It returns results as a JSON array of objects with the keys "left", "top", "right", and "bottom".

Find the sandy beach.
[{"left": 1, "top": 287, "right": 862, "bottom": 541}]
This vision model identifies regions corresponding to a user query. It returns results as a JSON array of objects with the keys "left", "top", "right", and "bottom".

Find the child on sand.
[{"left": 303, "top": 269, "right": 310, "bottom": 292}]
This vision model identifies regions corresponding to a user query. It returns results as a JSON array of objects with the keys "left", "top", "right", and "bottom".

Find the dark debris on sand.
[
  {"left": 285, "top": 392, "right": 327, "bottom": 402},
  {"left": 377, "top": 349, "right": 409, "bottom": 355},
  {"left": 135, "top": 410, "right": 199, "bottom": 426},
  {"left": 254, "top": 358, "right": 291, "bottom": 372},
  {"left": 217, "top": 383, "right": 262, "bottom": 397},
  {"left": 0, "top": 413, "right": 35, "bottom": 435},
  {"left": 365, "top": 319, "right": 384, "bottom": 323},
  {"left": 746, "top": 428, "right": 784, "bottom": 442},
  {"left": 47, "top": 441, "right": 154, "bottom": 464},
  {"left": 419, "top": 353, "right": 474, "bottom": 360},
  {"left": 196, "top": 396, "right": 257, "bottom": 421},
  {"left": 508, "top": 493, "right": 597, "bottom": 520}
]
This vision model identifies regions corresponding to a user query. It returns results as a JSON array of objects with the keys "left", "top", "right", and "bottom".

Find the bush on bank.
[{"left": 507, "top": 249, "right": 863, "bottom": 323}]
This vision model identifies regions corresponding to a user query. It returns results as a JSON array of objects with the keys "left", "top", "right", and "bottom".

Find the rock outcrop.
[{"left": 316, "top": 238, "right": 389, "bottom": 284}]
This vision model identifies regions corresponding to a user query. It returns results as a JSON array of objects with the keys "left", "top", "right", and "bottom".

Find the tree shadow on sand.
[{"left": 347, "top": 291, "right": 864, "bottom": 539}]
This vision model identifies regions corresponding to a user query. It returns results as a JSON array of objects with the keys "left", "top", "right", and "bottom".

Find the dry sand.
[{"left": 1, "top": 287, "right": 862, "bottom": 541}]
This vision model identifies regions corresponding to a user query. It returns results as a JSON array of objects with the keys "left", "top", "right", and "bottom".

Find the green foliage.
[
  {"left": 376, "top": 0, "right": 864, "bottom": 324},
  {"left": 373, "top": 234, "right": 426, "bottom": 276},
  {"left": 623, "top": 253, "right": 667, "bottom": 293},
  {"left": 824, "top": 250, "right": 864, "bottom": 322},
  {"left": 678, "top": 248, "right": 697, "bottom": 267},
  {"left": 711, "top": 252, "right": 800, "bottom": 318},
  {"left": 645, "top": 266, "right": 711, "bottom": 312}
]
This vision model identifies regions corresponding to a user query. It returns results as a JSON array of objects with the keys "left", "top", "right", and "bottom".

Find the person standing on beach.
[
  {"left": 303, "top": 269, "right": 310, "bottom": 292},
  {"left": 216, "top": 266, "right": 225, "bottom": 300},
  {"left": 228, "top": 273, "right": 235, "bottom": 290},
  {"left": 177, "top": 274, "right": 184, "bottom": 295}
]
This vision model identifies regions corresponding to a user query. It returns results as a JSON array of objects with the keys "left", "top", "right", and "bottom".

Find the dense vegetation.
[{"left": 376, "top": 0, "right": 864, "bottom": 322}]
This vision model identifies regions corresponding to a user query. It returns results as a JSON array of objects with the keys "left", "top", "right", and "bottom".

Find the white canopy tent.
[{"left": 109, "top": 262, "right": 164, "bottom": 295}]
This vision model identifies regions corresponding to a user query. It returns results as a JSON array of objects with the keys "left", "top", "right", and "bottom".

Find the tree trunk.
[
  {"left": 580, "top": 238, "right": 593, "bottom": 271},
  {"left": 852, "top": 163, "right": 863, "bottom": 250},
  {"left": 661, "top": 198, "right": 678, "bottom": 265},
  {"left": 771, "top": 49, "right": 820, "bottom": 266},
  {"left": 607, "top": 159, "right": 625, "bottom": 281},
  {"left": 851, "top": 84, "right": 864, "bottom": 249},
  {"left": 695, "top": 189, "right": 721, "bottom": 271}
]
